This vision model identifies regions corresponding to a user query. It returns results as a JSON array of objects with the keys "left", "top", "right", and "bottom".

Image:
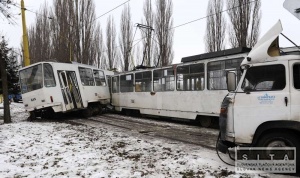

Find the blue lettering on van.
[{"left": 257, "top": 93, "right": 275, "bottom": 104}]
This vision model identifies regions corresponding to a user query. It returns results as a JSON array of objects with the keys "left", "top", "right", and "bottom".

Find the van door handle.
[{"left": 284, "top": 97, "right": 288, "bottom": 106}]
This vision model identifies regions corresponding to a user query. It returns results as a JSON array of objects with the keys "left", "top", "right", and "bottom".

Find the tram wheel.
[
  {"left": 82, "top": 107, "right": 93, "bottom": 118},
  {"left": 98, "top": 106, "right": 103, "bottom": 115},
  {"left": 28, "top": 111, "right": 36, "bottom": 121},
  {"left": 199, "top": 116, "right": 212, "bottom": 128},
  {"left": 44, "top": 109, "right": 56, "bottom": 119}
]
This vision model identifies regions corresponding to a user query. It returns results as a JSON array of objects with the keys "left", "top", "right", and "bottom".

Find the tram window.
[
  {"left": 177, "top": 63, "right": 204, "bottom": 91},
  {"left": 93, "top": 70, "right": 106, "bottom": 86},
  {"left": 120, "top": 74, "right": 134, "bottom": 92},
  {"left": 153, "top": 68, "right": 175, "bottom": 92},
  {"left": 135, "top": 71, "right": 152, "bottom": 92},
  {"left": 107, "top": 75, "right": 112, "bottom": 92},
  {"left": 44, "top": 64, "right": 56, "bottom": 87},
  {"left": 79, "top": 67, "right": 94, "bottom": 86},
  {"left": 112, "top": 76, "right": 119, "bottom": 93},
  {"left": 293, "top": 64, "right": 300, "bottom": 89},
  {"left": 207, "top": 58, "right": 243, "bottom": 90},
  {"left": 19, "top": 64, "right": 43, "bottom": 94}
]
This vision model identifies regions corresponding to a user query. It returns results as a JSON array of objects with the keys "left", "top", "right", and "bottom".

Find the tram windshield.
[{"left": 19, "top": 64, "right": 43, "bottom": 94}]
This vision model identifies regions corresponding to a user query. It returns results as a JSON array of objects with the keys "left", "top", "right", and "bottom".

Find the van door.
[
  {"left": 58, "top": 71, "right": 74, "bottom": 111},
  {"left": 232, "top": 62, "right": 290, "bottom": 144},
  {"left": 290, "top": 61, "right": 300, "bottom": 122}
]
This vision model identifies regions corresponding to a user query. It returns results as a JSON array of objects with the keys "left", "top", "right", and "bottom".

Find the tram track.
[{"left": 69, "top": 113, "right": 219, "bottom": 150}]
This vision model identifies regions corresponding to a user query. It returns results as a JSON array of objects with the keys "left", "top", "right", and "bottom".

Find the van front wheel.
[
  {"left": 256, "top": 132, "right": 299, "bottom": 148},
  {"left": 256, "top": 132, "right": 300, "bottom": 174}
]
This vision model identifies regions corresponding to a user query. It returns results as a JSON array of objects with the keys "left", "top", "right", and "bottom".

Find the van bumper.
[{"left": 217, "top": 140, "right": 236, "bottom": 154}]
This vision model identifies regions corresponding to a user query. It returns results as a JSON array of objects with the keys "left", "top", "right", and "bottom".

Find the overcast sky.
[{"left": 1, "top": 0, "right": 300, "bottom": 64}]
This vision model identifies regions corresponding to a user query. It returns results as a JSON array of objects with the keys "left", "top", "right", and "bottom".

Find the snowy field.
[{"left": 0, "top": 103, "right": 295, "bottom": 177}]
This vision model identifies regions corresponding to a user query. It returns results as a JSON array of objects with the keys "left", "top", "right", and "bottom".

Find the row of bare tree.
[
  {"left": 205, "top": 0, "right": 261, "bottom": 52},
  {"left": 27, "top": 0, "right": 174, "bottom": 71}
]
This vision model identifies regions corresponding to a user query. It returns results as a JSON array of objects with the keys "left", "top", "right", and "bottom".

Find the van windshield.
[
  {"left": 241, "top": 64, "right": 286, "bottom": 91},
  {"left": 19, "top": 64, "right": 43, "bottom": 94}
]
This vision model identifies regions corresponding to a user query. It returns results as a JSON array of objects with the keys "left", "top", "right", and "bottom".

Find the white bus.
[
  {"left": 19, "top": 62, "right": 113, "bottom": 119},
  {"left": 110, "top": 48, "right": 251, "bottom": 127}
]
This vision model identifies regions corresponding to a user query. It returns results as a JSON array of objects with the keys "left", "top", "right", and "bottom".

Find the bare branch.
[
  {"left": 205, "top": 0, "right": 226, "bottom": 52},
  {"left": 154, "top": 0, "right": 174, "bottom": 67},
  {"left": 226, "top": 0, "right": 261, "bottom": 48},
  {"left": 106, "top": 15, "right": 118, "bottom": 70},
  {"left": 119, "top": 4, "right": 133, "bottom": 71}
]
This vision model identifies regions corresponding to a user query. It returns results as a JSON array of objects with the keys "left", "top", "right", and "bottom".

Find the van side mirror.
[{"left": 227, "top": 72, "right": 237, "bottom": 92}]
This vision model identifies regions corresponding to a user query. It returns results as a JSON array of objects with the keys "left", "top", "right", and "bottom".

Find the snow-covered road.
[{"left": 0, "top": 103, "right": 294, "bottom": 177}]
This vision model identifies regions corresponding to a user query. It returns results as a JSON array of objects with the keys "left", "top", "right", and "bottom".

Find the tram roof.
[{"left": 181, "top": 47, "right": 251, "bottom": 63}]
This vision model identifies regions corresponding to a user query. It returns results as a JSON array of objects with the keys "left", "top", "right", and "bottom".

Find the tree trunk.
[{"left": 0, "top": 53, "right": 11, "bottom": 123}]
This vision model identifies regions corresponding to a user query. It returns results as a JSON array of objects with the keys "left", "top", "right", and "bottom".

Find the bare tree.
[
  {"left": 28, "top": 3, "right": 52, "bottom": 63},
  {"left": 119, "top": 4, "right": 133, "bottom": 71},
  {"left": 75, "top": 0, "right": 96, "bottom": 64},
  {"left": 141, "top": 0, "right": 155, "bottom": 66},
  {"left": 0, "top": 0, "right": 16, "bottom": 24},
  {"left": 106, "top": 15, "right": 118, "bottom": 70},
  {"left": 94, "top": 23, "right": 106, "bottom": 69},
  {"left": 205, "top": 0, "right": 226, "bottom": 52},
  {"left": 50, "top": 0, "right": 73, "bottom": 63},
  {"left": 227, "top": 0, "right": 261, "bottom": 48},
  {"left": 135, "top": 44, "right": 143, "bottom": 66},
  {"left": 154, "top": 0, "right": 174, "bottom": 67},
  {"left": 39, "top": 0, "right": 97, "bottom": 64}
]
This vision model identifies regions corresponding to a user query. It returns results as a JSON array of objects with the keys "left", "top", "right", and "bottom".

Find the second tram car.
[
  {"left": 110, "top": 47, "right": 251, "bottom": 127},
  {"left": 19, "top": 62, "right": 114, "bottom": 119}
]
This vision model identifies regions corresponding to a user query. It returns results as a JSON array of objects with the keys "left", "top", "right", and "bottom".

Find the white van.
[{"left": 217, "top": 20, "right": 300, "bottom": 173}]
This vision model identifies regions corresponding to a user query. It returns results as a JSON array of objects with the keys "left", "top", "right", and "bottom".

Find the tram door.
[
  {"left": 66, "top": 71, "right": 83, "bottom": 109},
  {"left": 58, "top": 71, "right": 75, "bottom": 111}
]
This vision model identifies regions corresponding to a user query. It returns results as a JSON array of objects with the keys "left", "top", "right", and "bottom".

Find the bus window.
[
  {"left": 19, "top": 64, "right": 43, "bottom": 94},
  {"left": 44, "top": 63, "right": 56, "bottom": 87},
  {"left": 112, "top": 76, "right": 119, "bottom": 93},
  {"left": 93, "top": 70, "right": 106, "bottom": 86},
  {"left": 135, "top": 71, "right": 152, "bottom": 92},
  {"left": 120, "top": 74, "right": 134, "bottom": 92},
  {"left": 207, "top": 58, "right": 243, "bottom": 90},
  {"left": 177, "top": 63, "right": 204, "bottom": 91},
  {"left": 153, "top": 68, "right": 174, "bottom": 92},
  {"left": 79, "top": 67, "right": 94, "bottom": 86}
]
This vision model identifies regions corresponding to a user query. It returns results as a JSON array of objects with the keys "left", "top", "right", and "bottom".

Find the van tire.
[{"left": 256, "top": 132, "right": 300, "bottom": 174}]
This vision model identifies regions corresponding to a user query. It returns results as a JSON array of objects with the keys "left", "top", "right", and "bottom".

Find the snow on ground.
[{"left": 0, "top": 103, "right": 295, "bottom": 177}]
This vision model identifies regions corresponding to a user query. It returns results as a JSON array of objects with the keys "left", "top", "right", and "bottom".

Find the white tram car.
[
  {"left": 19, "top": 62, "right": 114, "bottom": 119},
  {"left": 110, "top": 47, "right": 251, "bottom": 127}
]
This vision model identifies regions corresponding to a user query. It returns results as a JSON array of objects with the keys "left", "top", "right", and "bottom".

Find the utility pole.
[
  {"left": 0, "top": 53, "right": 12, "bottom": 123},
  {"left": 21, "top": 0, "right": 30, "bottom": 66}
]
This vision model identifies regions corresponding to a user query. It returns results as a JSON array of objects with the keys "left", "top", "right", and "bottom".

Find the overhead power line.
[
  {"left": 93, "top": 0, "right": 130, "bottom": 22},
  {"left": 10, "top": 3, "right": 53, "bottom": 19},
  {"left": 171, "top": 0, "right": 259, "bottom": 30},
  {"left": 11, "top": 0, "right": 131, "bottom": 22}
]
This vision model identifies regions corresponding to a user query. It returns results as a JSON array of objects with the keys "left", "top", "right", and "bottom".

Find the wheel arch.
[{"left": 252, "top": 120, "right": 300, "bottom": 145}]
